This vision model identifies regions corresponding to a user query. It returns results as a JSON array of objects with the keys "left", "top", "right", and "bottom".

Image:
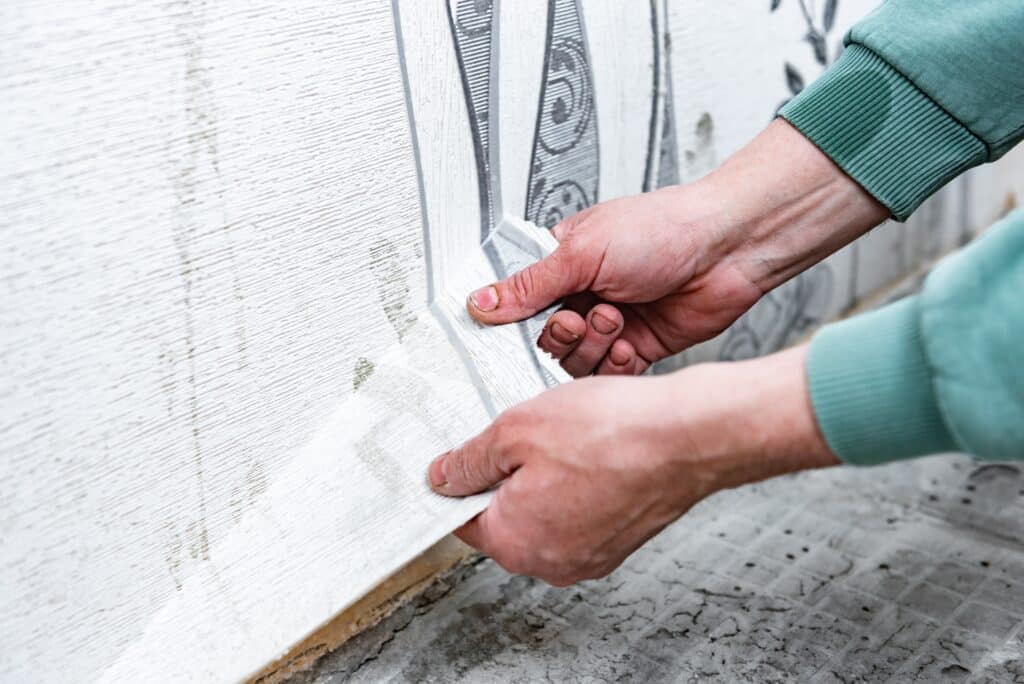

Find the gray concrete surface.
[{"left": 292, "top": 454, "right": 1024, "bottom": 682}]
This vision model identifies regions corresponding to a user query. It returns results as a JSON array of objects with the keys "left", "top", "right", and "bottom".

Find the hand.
[
  {"left": 428, "top": 345, "right": 839, "bottom": 586},
  {"left": 467, "top": 120, "right": 887, "bottom": 376}
]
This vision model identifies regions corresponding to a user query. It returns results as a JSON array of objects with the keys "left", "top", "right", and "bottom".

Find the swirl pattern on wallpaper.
[{"left": 526, "top": 0, "right": 599, "bottom": 228}]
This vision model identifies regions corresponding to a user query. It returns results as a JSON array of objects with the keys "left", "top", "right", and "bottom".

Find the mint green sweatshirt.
[{"left": 780, "top": 0, "right": 1024, "bottom": 465}]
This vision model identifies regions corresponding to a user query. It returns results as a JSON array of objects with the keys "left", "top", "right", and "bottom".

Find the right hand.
[
  {"left": 466, "top": 119, "right": 888, "bottom": 376},
  {"left": 427, "top": 343, "right": 839, "bottom": 585}
]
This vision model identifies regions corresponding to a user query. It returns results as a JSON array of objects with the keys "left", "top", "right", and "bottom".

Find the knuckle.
[
  {"left": 537, "top": 544, "right": 566, "bottom": 567},
  {"left": 489, "top": 410, "right": 524, "bottom": 449},
  {"left": 555, "top": 228, "right": 580, "bottom": 255},
  {"left": 489, "top": 528, "right": 542, "bottom": 577},
  {"left": 508, "top": 267, "right": 536, "bottom": 307},
  {"left": 495, "top": 548, "right": 530, "bottom": 576},
  {"left": 486, "top": 415, "right": 511, "bottom": 450},
  {"left": 461, "top": 458, "right": 485, "bottom": 488},
  {"left": 554, "top": 234, "right": 601, "bottom": 292},
  {"left": 583, "top": 555, "right": 620, "bottom": 581},
  {"left": 498, "top": 408, "right": 525, "bottom": 430},
  {"left": 447, "top": 451, "right": 473, "bottom": 486},
  {"left": 553, "top": 207, "right": 589, "bottom": 240},
  {"left": 554, "top": 232, "right": 586, "bottom": 270}
]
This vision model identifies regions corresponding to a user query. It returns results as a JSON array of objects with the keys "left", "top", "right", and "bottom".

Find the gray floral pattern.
[{"left": 525, "top": 0, "right": 599, "bottom": 228}]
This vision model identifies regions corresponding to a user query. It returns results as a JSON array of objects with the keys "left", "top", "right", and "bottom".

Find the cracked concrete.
[{"left": 289, "top": 455, "right": 1024, "bottom": 682}]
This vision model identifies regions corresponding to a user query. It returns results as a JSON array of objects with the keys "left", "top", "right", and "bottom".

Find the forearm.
[
  {"left": 675, "top": 119, "right": 888, "bottom": 295},
  {"left": 663, "top": 343, "right": 839, "bottom": 497},
  {"left": 807, "top": 210, "right": 1024, "bottom": 466},
  {"left": 781, "top": 1, "right": 1024, "bottom": 220}
]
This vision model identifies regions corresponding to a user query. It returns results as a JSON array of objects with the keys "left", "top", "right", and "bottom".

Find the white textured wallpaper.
[{"left": 3, "top": 1, "right": 1022, "bottom": 681}]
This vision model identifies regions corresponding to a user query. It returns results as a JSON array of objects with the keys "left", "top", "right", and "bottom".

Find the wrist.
[
  {"left": 698, "top": 119, "right": 888, "bottom": 294},
  {"left": 667, "top": 344, "right": 839, "bottom": 495}
]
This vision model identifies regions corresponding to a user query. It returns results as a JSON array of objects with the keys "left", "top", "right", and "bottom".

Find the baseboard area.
[{"left": 251, "top": 536, "right": 476, "bottom": 684}]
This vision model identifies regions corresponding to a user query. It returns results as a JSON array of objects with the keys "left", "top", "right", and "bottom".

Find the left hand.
[
  {"left": 427, "top": 345, "right": 838, "bottom": 586},
  {"left": 464, "top": 121, "right": 887, "bottom": 377}
]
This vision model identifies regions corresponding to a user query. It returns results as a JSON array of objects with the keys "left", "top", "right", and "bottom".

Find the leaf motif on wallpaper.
[
  {"left": 774, "top": 0, "right": 840, "bottom": 111},
  {"left": 805, "top": 30, "right": 827, "bottom": 65},
  {"left": 823, "top": 0, "right": 839, "bottom": 32},
  {"left": 785, "top": 62, "right": 804, "bottom": 95},
  {"left": 819, "top": 0, "right": 835, "bottom": 31}
]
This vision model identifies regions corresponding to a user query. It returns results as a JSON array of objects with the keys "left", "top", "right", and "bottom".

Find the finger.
[
  {"left": 537, "top": 310, "right": 586, "bottom": 359},
  {"left": 427, "top": 421, "right": 520, "bottom": 497},
  {"left": 561, "top": 303, "right": 624, "bottom": 377},
  {"left": 466, "top": 243, "right": 588, "bottom": 325},
  {"left": 453, "top": 495, "right": 523, "bottom": 574},
  {"left": 596, "top": 338, "right": 637, "bottom": 375},
  {"left": 453, "top": 509, "right": 494, "bottom": 554},
  {"left": 455, "top": 511, "right": 529, "bottom": 577},
  {"left": 616, "top": 307, "right": 675, "bottom": 373}
]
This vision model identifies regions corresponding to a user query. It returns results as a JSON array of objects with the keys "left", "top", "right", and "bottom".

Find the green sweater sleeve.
[
  {"left": 808, "top": 210, "right": 1024, "bottom": 465},
  {"left": 780, "top": 0, "right": 1024, "bottom": 220}
]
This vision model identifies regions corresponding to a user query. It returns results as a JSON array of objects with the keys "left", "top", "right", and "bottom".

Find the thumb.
[
  {"left": 467, "top": 245, "right": 585, "bottom": 324},
  {"left": 427, "top": 424, "right": 519, "bottom": 497}
]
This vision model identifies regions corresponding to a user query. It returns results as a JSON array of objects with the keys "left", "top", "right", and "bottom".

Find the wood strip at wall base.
[{"left": 249, "top": 536, "right": 475, "bottom": 684}]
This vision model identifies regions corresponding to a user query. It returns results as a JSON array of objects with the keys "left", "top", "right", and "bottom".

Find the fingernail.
[
  {"left": 550, "top": 322, "right": 579, "bottom": 344},
  {"left": 469, "top": 286, "right": 499, "bottom": 312},
  {"left": 428, "top": 456, "right": 448, "bottom": 488},
  {"left": 590, "top": 312, "right": 618, "bottom": 334}
]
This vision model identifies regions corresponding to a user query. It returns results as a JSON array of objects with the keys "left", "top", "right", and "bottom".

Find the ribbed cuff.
[
  {"left": 807, "top": 297, "right": 958, "bottom": 466},
  {"left": 781, "top": 45, "right": 987, "bottom": 221}
]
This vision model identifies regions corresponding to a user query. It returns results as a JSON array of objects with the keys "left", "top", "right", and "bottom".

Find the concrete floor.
[{"left": 293, "top": 454, "right": 1024, "bottom": 682}]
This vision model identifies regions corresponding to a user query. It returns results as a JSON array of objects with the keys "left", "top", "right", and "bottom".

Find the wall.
[{"left": 2, "top": 1, "right": 1022, "bottom": 682}]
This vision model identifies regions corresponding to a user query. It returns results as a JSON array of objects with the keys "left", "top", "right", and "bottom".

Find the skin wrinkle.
[{"left": 732, "top": 156, "right": 883, "bottom": 294}]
